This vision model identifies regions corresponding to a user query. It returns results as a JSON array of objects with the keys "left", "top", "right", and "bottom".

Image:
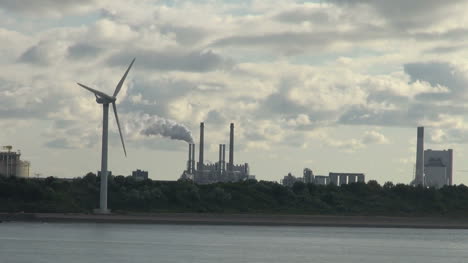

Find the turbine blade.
[
  {"left": 77, "top": 83, "right": 114, "bottom": 101},
  {"left": 113, "top": 58, "right": 135, "bottom": 97},
  {"left": 112, "top": 102, "right": 127, "bottom": 157}
]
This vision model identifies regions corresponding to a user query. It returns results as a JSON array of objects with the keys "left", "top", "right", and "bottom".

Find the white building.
[
  {"left": 424, "top": 149, "right": 453, "bottom": 187},
  {"left": 0, "top": 148, "right": 30, "bottom": 178}
]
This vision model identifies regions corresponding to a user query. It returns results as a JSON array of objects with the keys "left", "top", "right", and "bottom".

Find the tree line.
[{"left": 1, "top": 173, "right": 468, "bottom": 216}]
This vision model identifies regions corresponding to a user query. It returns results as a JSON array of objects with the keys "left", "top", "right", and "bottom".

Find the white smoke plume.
[{"left": 127, "top": 113, "right": 194, "bottom": 143}]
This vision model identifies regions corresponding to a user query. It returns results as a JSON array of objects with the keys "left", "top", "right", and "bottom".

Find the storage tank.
[{"left": 15, "top": 160, "right": 30, "bottom": 178}]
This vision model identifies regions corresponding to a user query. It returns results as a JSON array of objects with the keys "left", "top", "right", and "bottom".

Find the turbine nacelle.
[{"left": 96, "top": 95, "right": 116, "bottom": 104}]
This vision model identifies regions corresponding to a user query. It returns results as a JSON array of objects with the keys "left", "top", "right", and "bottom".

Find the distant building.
[
  {"left": 281, "top": 172, "right": 301, "bottom": 187},
  {"left": 132, "top": 169, "right": 149, "bottom": 181},
  {"left": 314, "top": 175, "right": 329, "bottom": 185},
  {"left": 424, "top": 158, "right": 447, "bottom": 188},
  {"left": 303, "top": 168, "right": 314, "bottom": 184},
  {"left": 424, "top": 149, "right": 453, "bottom": 187},
  {"left": 0, "top": 146, "right": 30, "bottom": 178},
  {"left": 329, "top": 173, "right": 365, "bottom": 186}
]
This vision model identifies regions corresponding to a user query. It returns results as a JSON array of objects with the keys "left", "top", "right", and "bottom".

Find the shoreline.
[{"left": 1, "top": 213, "right": 468, "bottom": 229}]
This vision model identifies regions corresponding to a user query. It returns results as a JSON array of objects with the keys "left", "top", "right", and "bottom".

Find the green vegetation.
[{"left": 1, "top": 174, "right": 468, "bottom": 216}]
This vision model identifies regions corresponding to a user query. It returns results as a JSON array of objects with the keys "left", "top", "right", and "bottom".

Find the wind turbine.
[{"left": 77, "top": 58, "right": 135, "bottom": 214}]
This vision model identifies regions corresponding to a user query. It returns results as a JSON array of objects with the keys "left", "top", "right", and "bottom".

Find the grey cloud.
[
  {"left": 404, "top": 62, "right": 468, "bottom": 101},
  {"left": 339, "top": 106, "right": 413, "bottom": 127},
  {"left": 424, "top": 45, "right": 467, "bottom": 54},
  {"left": 119, "top": 78, "right": 195, "bottom": 117},
  {"left": 339, "top": 102, "right": 467, "bottom": 127},
  {"left": 160, "top": 25, "right": 208, "bottom": 45},
  {"left": 206, "top": 110, "right": 226, "bottom": 125},
  {"left": 366, "top": 89, "right": 409, "bottom": 106},
  {"left": 107, "top": 49, "right": 234, "bottom": 72},
  {"left": 211, "top": 24, "right": 396, "bottom": 55},
  {"left": 0, "top": 0, "right": 95, "bottom": 14},
  {"left": 274, "top": 8, "right": 332, "bottom": 24},
  {"left": 68, "top": 43, "right": 102, "bottom": 59},
  {"left": 19, "top": 44, "right": 51, "bottom": 65},
  {"left": 0, "top": 79, "right": 64, "bottom": 119},
  {"left": 331, "top": 0, "right": 464, "bottom": 30},
  {"left": 45, "top": 138, "right": 74, "bottom": 149}
]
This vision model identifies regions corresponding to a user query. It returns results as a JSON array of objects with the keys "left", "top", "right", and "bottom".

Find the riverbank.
[{"left": 1, "top": 213, "right": 468, "bottom": 229}]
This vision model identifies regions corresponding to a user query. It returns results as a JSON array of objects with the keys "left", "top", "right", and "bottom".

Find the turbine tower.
[{"left": 77, "top": 58, "right": 135, "bottom": 214}]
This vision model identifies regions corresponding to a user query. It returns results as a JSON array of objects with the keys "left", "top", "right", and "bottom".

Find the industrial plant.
[
  {"left": 281, "top": 168, "right": 365, "bottom": 187},
  {"left": 412, "top": 127, "right": 453, "bottom": 188},
  {"left": 180, "top": 122, "right": 255, "bottom": 184},
  {"left": 0, "top": 146, "right": 30, "bottom": 178}
]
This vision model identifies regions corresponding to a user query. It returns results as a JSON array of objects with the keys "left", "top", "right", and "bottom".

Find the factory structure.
[
  {"left": 281, "top": 168, "right": 365, "bottom": 187},
  {"left": 0, "top": 146, "right": 30, "bottom": 178},
  {"left": 412, "top": 126, "right": 453, "bottom": 188},
  {"left": 180, "top": 122, "right": 255, "bottom": 184}
]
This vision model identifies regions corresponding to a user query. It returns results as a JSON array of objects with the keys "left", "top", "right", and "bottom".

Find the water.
[{"left": 1, "top": 222, "right": 468, "bottom": 263}]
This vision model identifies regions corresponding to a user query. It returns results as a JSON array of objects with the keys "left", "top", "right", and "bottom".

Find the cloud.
[
  {"left": 404, "top": 62, "right": 468, "bottom": 101},
  {"left": 19, "top": 41, "right": 68, "bottom": 65},
  {"left": 361, "top": 130, "right": 389, "bottom": 144},
  {"left": 107, "top": 49, "right": 234, "bottom": 72},
  {"left": 67, "top": 43, "right": 102, "bottom": 59},
  {"left": 0, "top": 0, "right": 97, "bottom": 16},
  {"left": 330, "top": 0, "right": 466, "bottom": 30}
]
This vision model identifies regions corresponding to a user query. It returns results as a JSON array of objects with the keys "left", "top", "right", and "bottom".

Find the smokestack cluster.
[
  {"left": 187, "top": 122, "right": 234, "bottom": 175},
  {"left": 415, "top": 126, "right": 424, "bottom": 186}
]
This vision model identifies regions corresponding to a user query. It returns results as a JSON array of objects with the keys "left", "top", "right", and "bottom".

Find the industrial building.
[
  {"left": 132, "top": 169, "right": 149, "bottom": 181},
  {"left": 280, "top": 172, "right": 300, "bottom": 187},
  {"left": 280, "top": 168, "right": 365, "bottom": 187},
  {"left": 411, "top": 127, "right": 454, "bottom": 188},
  {"left": 0, "top": 146, "right": 30, "bottom": 178},
  {"left": 303, "top": 168, "right": 314, "bottom": 183},
  {"left": 180, "top": 122, "right": 254, "bottom": 184},
  {"left": 329, "top": 173, "right": 365, "bottom": 186},
  {"left": 424, "top": 149, "right": 453, "bottom": 188}
]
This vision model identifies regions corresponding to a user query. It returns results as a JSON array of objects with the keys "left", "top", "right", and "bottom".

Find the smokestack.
[
  {"left": 222, "top": 144, "right": 226, "bottom": 172},
  {"left": 229, "top": 123, "right": 234, "bottom": 171},
  {"left": 219, "top": 144, "right": 223, "bottom": 174},
  {"left": 415, "top": 126, "right": 424, "bottom": 186},
  {"left": 187, "top": 144, "right": 192, "bottom": 172},
  {"left": 198, "top": 122, "right": 204, "bottom": 172},
  {"left": 449, "top": 149, "right": 453, "bottom": 185},
  {"left": 191, "top": 144, "right": 195, "bottom": 173}
]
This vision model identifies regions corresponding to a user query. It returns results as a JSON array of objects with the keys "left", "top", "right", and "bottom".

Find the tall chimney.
[
  {"left": 415, "top": 126, "right": 424, "bottom": 186},
  {"left": 187, "top": 144, "right": 192, "bottom": 172},
  {"left": 222, "top": 144, "right": 226, "bottom": 172},
  {"left": 198, "top": 122, "right": 204, "bottom": 172},
  {"left": 219, "top": 144, "right": 223, "bottom": 174},
  {"left": 229, "top": 123, "right": 234, "bottom": 171},
  {"left": 191, "top": 144, "right": 195, "bottom": 173},
  {"left": 448, "top": 149, "right": 453, "bottom": 186}
]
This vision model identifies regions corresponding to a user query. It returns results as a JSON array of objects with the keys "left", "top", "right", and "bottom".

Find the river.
[{"left": 1, "top": 222, "right": 467, "bottom": 263}]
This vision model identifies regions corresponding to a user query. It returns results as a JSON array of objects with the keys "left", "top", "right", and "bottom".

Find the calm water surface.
[{"left": 1, "top": 222, "right": 467, "bottom": 263}]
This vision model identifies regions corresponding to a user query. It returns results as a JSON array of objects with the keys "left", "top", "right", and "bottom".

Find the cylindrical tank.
[{"left": 15, "top": 161, "right": 30, "bottom": 178}]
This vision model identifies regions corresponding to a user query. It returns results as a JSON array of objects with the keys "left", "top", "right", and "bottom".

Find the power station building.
[
  {"left": 328, "top": 172, "right": 365, "bottom": 186},
  {"left": 424, "top": 149, "right": 453, "bottom": 188},
  {"left": 180, "top": 122, "right": 254, "bottom": 184},
  {"left": 280, "top": 168, "right": 365, "bottom": 186},
  {"left": 411, "top": 127, "right": 454, "bottom": 188},
  {"left": 0, "top": 146, "right": 30, "bottom": 178}
]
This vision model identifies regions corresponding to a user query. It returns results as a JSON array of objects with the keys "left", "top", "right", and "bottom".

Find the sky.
[{"left": 1, "top": 0, "right": 468, "bottom": 184}]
